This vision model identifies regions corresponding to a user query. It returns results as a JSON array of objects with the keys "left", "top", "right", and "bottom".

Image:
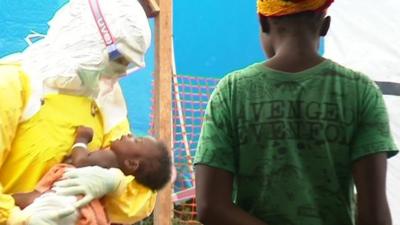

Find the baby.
[
  {"left": 14, "top": 126, "right": 172, "bottom": 225},
  {"left": 65, "top": 126, "right": 172, "bottom": 191}
]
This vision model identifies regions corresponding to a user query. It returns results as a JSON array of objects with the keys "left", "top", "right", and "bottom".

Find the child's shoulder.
[
  {"left": 226, "top": 62, "right": 264, "bottom": 79},
  {"left": 326, "top": 59, "right": 373, "bottom": 80},
  {"left": 326, "top": 59, "right": 377, "bottom": 87},
  {"left": 218, "top": 62, "right": 265, "bottom": 86},
  {"left": 212, "top": 63, "right": 265, "bottom": 95}
]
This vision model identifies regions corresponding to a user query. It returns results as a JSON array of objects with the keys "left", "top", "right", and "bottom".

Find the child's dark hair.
[
  {"left": 259, "top": 11, "right": 325, "bottom": 34},
  {"left": 135, "top": 140, "right": 172, "bottom": 191}
]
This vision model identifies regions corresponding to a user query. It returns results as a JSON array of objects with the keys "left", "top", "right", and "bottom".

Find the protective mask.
[
  {"left": 75, "top": 56, "right": 128, "bottom": 96},
  {"left": 77, "top": 65, "right": 102, "bottom": 94}
]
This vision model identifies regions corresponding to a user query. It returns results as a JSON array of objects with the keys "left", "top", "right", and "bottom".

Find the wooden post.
[
  {"left": 153, "top": 0, "right": 173, "bottom": 224},
  {"left": 138, "top": 0, "right": 160, "bottom": 18}
]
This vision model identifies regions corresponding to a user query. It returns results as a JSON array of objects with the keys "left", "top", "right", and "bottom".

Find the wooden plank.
[
  {"left": 153, "top": 0, "right": 173, "bottom": 224},
  {"left": 138, "top": 0, "right": 160, "bottom": 18}
]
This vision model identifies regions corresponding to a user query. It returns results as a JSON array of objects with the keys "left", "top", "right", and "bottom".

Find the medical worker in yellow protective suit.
[{"left": 0, "top": 0, "right": 158, "bottom": 224}]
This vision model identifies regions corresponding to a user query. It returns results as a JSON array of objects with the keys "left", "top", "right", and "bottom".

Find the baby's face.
[{"left": 110, "top": 135, "right": 158, "bottom": 160}]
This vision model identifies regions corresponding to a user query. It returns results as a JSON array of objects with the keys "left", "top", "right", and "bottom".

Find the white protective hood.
[
  {"left": 324, "top": 0, "right": 400, "bottom": 223},
  {"left": 19, "top": 0, "right": 151, "bottom": 132}
]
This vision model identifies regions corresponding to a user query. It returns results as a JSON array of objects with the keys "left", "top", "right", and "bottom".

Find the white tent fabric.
[{"left": 324, "top": 1, "right": 400, "bottom": 224}]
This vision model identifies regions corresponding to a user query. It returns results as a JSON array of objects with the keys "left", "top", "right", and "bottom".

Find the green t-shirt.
[{"left": 194, "top": 60, "right": 398, "bottom": 225}]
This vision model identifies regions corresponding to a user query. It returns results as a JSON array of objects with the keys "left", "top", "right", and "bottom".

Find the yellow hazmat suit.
[{"left": 0, "top": 63, "right": 156, "bottom": 224}]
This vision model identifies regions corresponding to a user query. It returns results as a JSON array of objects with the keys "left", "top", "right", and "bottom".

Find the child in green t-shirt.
[{"left": 194, "top": 1, "right": 398, "bottom": 225}]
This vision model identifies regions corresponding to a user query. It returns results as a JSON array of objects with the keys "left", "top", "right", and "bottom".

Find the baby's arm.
[
  {"left": 12, "top": 191, "right": 42, "bottom": 209},
  {"left": 68, "top": 126, "right": 95, "bottom": 167}
]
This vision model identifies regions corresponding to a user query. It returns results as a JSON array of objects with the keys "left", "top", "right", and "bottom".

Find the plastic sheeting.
[{"left": 324, "top": 1, "right": 400, "bottom": 223}]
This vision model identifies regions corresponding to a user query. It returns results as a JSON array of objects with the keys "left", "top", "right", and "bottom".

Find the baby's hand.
[{"left": 76, "top": 126, "right": 94, "bottom": 143}]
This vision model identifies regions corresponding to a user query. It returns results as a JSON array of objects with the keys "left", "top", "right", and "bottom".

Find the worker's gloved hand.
[
  {"left": 53, "top": 166, "right": 125, "bottom": 208},
  {"left": 8, "top": 192, "right": 77, "bottom": 225}
]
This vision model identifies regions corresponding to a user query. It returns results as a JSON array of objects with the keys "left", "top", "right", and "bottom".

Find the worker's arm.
[
  {"left": 0, "top": 185, "right": 19, "bottom": 224},
  {"left": 352, "top": 153, "right": 391, "bottom": 225},
  {"left": 195, "top": 165, "right": 268, "bottom": 225},
  {"left": 0, "top": 65, "right": 77, "bottom": 224},
  {"left": 0, "top": 64, "right": 31, "bottom": 224},
  {"left": 0, "top": 65, "right": 75, "bottom": 224}
]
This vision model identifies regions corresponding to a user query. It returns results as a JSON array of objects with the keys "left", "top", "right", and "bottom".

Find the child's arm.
[
  {"left": 352, "top": 153, "right": 392, "bottom": 225},
  {"left": 69, "top": 126, "right": 94, "bottom": 167},
  {"left": 195, "top": 165, "right": 269, "bottom": 225}
]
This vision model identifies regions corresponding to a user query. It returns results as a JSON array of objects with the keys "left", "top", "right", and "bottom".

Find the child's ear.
[
  {"left": 124, "top": 159, "right": 140, "bottom": 172},
  {"left": 259, "top": 14, "right": 270, "bottom": 34},
  {"left": 320, "top": 16, "right": 331, "bottom": 37}
]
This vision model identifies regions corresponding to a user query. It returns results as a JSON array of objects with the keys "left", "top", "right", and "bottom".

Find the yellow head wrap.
[{"left": 257, "top": 0, "right": 333, "bottom": 17}]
